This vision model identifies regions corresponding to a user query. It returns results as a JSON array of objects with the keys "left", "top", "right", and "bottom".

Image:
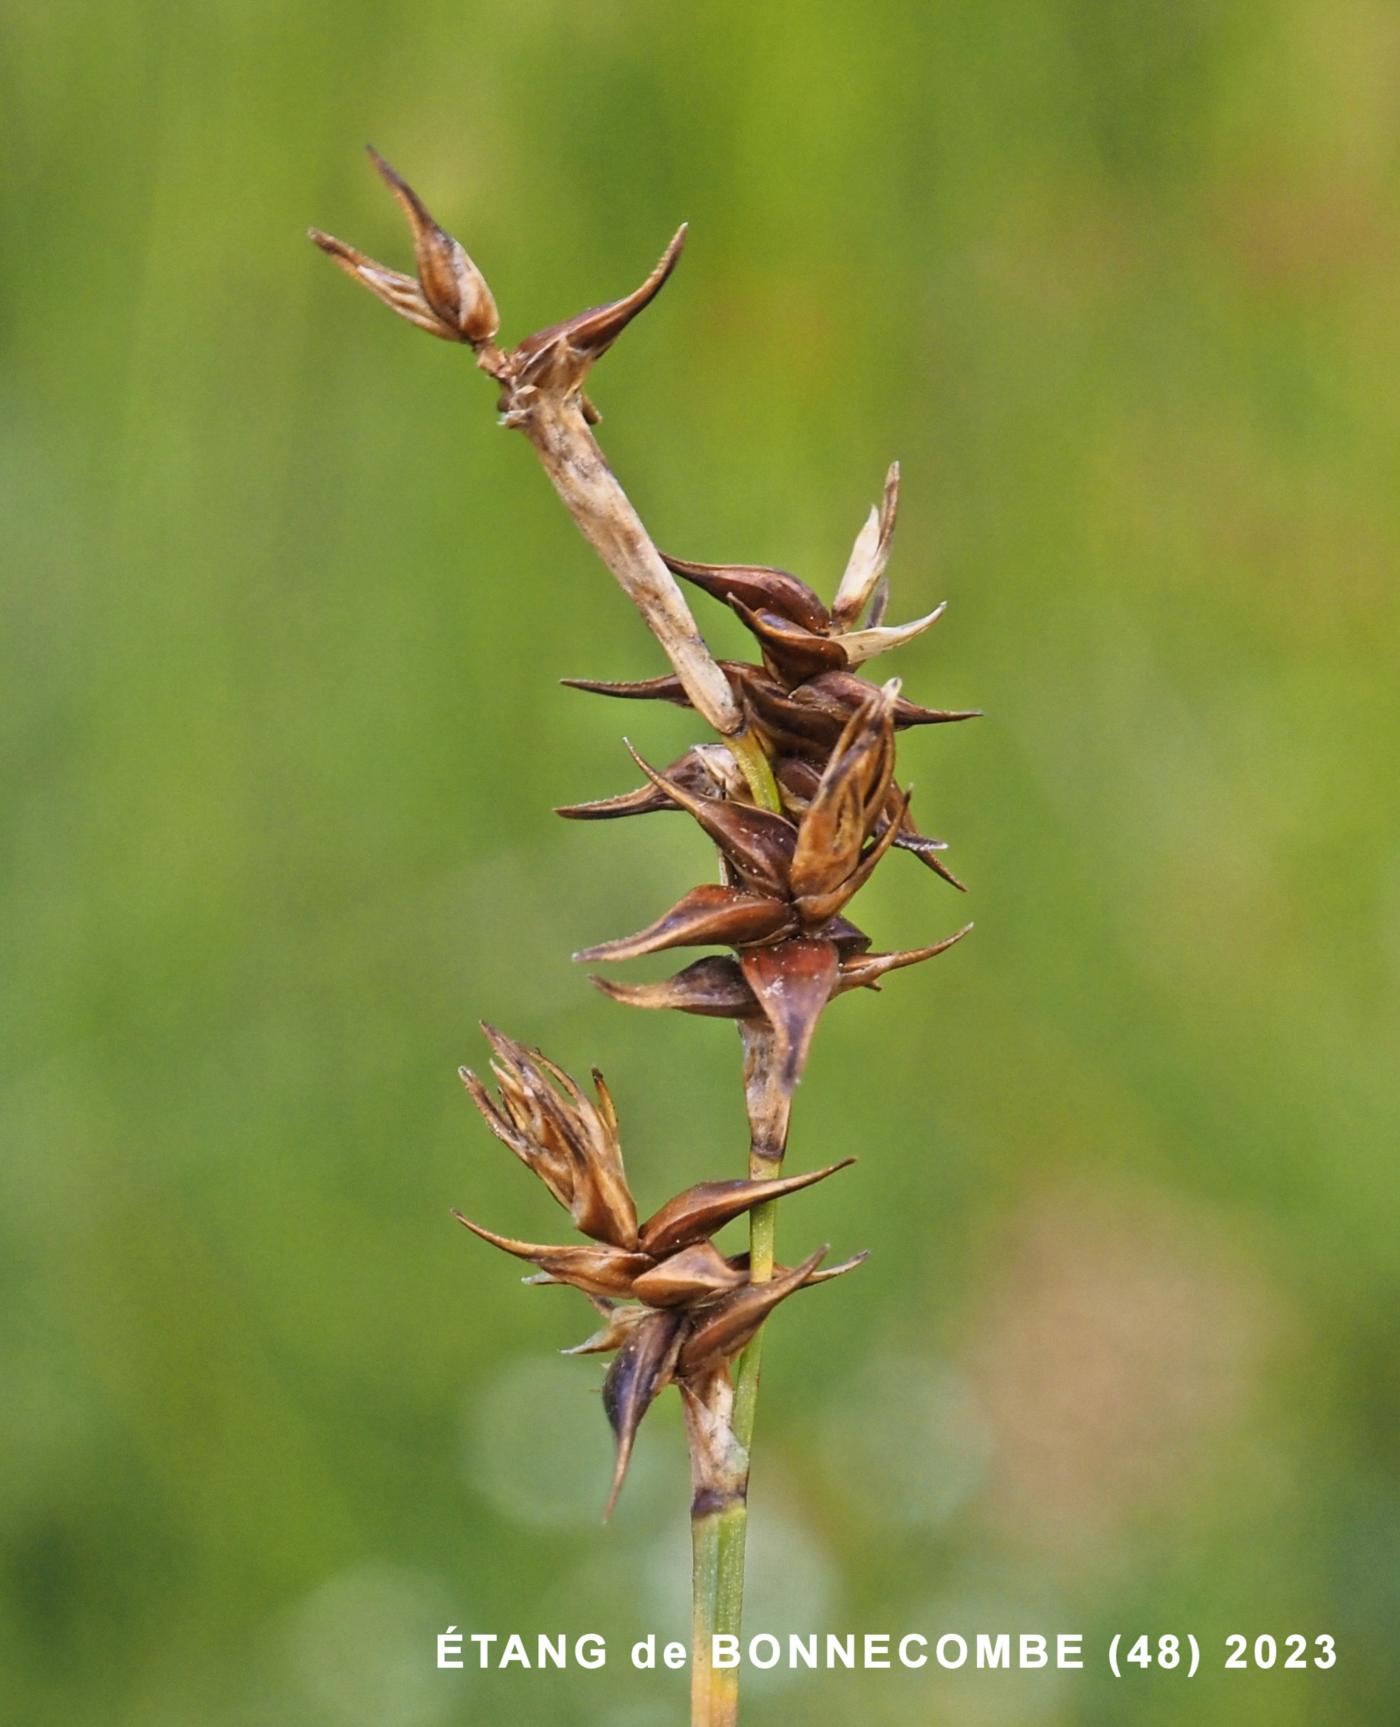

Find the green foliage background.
[{"left": 4, "top": 3, "right": 1398, "bottom": 1723}]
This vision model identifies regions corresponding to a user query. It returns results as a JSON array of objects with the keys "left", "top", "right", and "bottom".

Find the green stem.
[
  {"left": 711, "top": 1490, "right": 749, "bottom": 1704},
  {"left": 709, "top": 690, "right": 787, "bottom": 1706},
  {"left": 730, "top": 1189, "right": 776, "bottom": 1445},
  {"left": 728, "top": 739, "right": 783, "bottom": 1533},
  {"left": 690, "top": 1501, "right": 719, "bottom": 1726},
  {"left": 686, "top": 1379, "right": 746, "bottom": 1727},
  {"left": 679, "top": 734, "right": 782, "bottom": 1722},
  {"left": 711, "top": 1184, "right": 775, "bottom": 1677}
]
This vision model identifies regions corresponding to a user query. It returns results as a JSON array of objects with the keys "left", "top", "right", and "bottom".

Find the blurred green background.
[{"left": 4, "top": 2, "right": 1398, "bottom": 1723}]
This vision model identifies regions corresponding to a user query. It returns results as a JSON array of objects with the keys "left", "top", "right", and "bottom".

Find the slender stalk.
[
  {"left": 708, "top": 1020, "right": 795, "bottom": 1695},
  {"left": 684, "top": 1374, "right": 748, "bottom": 1727},
  {"left": 499, "top": 380, "right": 781, "bottom": 813},
  {"left": 503, "top": 359, "right": 795, "bottom": 1711},
  {"left": 499, "top": 305, "right": 788, "bottom": 1727},
  {"left": 502, "top": 390, "right": 743, "bottom": 737},
  {"left": 690, "top": 1495, "right": 718, "bottom": 1725},
  {"left": 501, "top": 352, "right": 789, "bottom": 1712}
]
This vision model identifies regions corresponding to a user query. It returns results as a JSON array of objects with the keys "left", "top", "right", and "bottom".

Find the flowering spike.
[
  {"left": 365, "top": 147, "right": 500, "bottom": 342},
  {"left": 316, "top": 166, "right": 979, "bottom": 1630},
  {"left": 309, "top": 151, "right": 499, "bottom": 346}
]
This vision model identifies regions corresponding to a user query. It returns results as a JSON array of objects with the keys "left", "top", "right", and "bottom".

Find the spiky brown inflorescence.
[
  {"left": 569, "top": 679, "right": 971, "bottom": 1096},
  {"left": 312, "top": 151, "right": 975, "bottom": 1727},
  {"left": 455, "top": 1029, "right": 863, "bottom": 1515}
]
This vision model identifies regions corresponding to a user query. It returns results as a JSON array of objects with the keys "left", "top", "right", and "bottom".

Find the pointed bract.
[
  {"left": 739, "top": 939, "right": 840, "bottom": 1090},
  {"left": 909, "top": 847, "right": 969, "bottom": 892},
  {"left": 726, "top": 1248, "right": 870, "bottom": 1284},
  {"left": 638, "top": 1159, "right": 854, "bottom": 1256},
  {"left": 730, "top": 601, "right": 848, "bottom": 685},
  {"left": 561, "top": 671, "right": 694, "bottom": 705},
  {"left": 678, "top": 1247, "right": 832, "bottom": 1374},
  {"left": 833, "top": 925, "right": 974, "bottom": 994},
  {"left": 662, "top": 553, "right": 831, "bottom": 634},
  {"left": 625, "top": 740, "right": 797, "bottom": 897},
  {"left": 833, "top": 460, "right": 900, "bottom": 629},
  {"left": 602, "top": 1310, "right": 685, "bottom": 1516},
  {"left": 308, "top": 230, "right": 456, "bottom": 340},
  {"left": 574, "top": 883, "right": 794, "bottom": 964},
  {"left": 554, "top": 781, "right": 676, "bottom": 821},
  {"left": 451, "top": 1212, "right": 652, "bottom": 1299},
  {"left": 513, "top": 226, "right": 687, "bottom": 396},
  {"left": 556, "top": 743, "right": 742, "bottom": 821},
  {"left": 631, "top": 1240, "right": 747, "bottom": 1306},
  {"left": 562, "top": 1303, "right": 654, "bottom": 1356},
  {"left": 588, "top": 957, "right": 758, "bottom": 1018},
  {"left": 841, "top": 603, "right": 946, "bottom": 666}
]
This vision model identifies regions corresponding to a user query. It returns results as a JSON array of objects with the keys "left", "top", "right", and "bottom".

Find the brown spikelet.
[
  {"left": 662, "top": 553, "right": 832, "bottom": 634},
  {"left": 513, "top": 226, "right": 687, "bottom": 395},
  {"left": 310, "top": 150, "right": 499, "bottom": 347},
  {"left": 574, "top": 883, "right": 795, "bottom": 964},
  {"left": 638, "top": 1159, "right": 854, "bottom": 1256},
  {"left": 588, "top": 958, "right": 757, "bottom": 1018},
  {"left": 602, "top": 1311, "right": 685, "bottom": 1517},
  {"left": 678, "top": 1248, "right": 830, "bottom": 1375}
]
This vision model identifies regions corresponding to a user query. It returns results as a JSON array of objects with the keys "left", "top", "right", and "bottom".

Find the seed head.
[
  {"left": 309, "top": 148, "right": 499, "bottom": 347},
  {"left": 453, "top": 1030, "right": 863, "bottom": 1513}
]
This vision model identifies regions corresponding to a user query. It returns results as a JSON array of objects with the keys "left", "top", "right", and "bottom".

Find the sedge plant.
[{"left": 311, "top": 151, "right": 976, "bottom": 1727}]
